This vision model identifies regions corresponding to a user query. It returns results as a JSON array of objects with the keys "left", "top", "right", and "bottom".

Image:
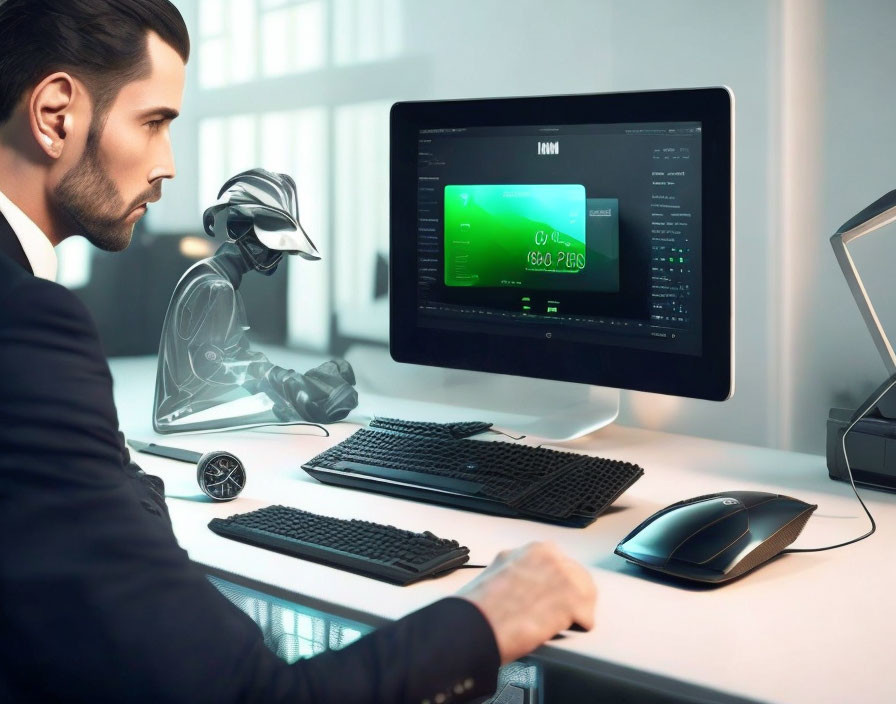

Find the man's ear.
[{"left": 29, "top": 72, "right": 78, "bottom": 159}]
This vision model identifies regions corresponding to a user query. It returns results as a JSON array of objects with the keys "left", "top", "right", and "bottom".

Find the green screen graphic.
[{"left": 444, "top": 184, "right": 587, "bottom": 288}]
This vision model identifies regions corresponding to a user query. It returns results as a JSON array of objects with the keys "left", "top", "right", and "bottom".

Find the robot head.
[{"left": 203, "top": 168, "right": 320, "bottom": 274}]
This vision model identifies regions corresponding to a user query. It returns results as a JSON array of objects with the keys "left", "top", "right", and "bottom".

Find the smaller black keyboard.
[
  {"left": 368, "top": 417, "right": 493, "bottom": 439},
  {"left": 208, "top": 505, "right": 471, "bottom": 586}
]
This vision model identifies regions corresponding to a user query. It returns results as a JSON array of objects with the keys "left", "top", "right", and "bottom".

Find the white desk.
[{"left": 112, "top": 356, "right": 896, "bottom": 704}]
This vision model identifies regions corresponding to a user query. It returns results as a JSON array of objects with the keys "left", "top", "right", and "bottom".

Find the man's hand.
[{"left": 457, "top": 542, "right": 596, "bottom": 664}]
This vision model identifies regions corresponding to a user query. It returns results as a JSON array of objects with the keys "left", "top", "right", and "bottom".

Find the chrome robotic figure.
[{"left": 153, "top": 169, "right": 358, "bottom": 433}]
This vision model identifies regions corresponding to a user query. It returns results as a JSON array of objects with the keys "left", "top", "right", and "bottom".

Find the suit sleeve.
[{"left": 0, "top": 276, "right": 499, "bottom": 704}]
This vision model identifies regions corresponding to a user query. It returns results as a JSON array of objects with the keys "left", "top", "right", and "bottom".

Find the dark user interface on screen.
[{"left": 414, "top": 122, "right": 703, "bottom": 356}]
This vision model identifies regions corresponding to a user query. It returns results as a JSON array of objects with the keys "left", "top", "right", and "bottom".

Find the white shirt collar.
[{"left": 0, "top": 189, "right": 57, "bottom": 282}]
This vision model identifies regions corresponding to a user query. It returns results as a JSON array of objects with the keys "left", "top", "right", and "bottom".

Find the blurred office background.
[{"left": 62, "top": 0, "right": 896, "bottom": 455}]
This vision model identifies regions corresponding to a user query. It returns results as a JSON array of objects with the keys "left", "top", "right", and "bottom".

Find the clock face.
[{"left": 197, "top": 452, "right": 246, "bottom": 501}]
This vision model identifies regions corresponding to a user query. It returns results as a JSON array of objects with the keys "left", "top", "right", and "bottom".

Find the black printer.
[{"left": 827, "top": 381, "right": 896, "bottom": 491}]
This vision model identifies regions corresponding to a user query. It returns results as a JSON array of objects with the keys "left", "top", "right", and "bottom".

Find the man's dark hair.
[{"left": 0, "top": 0, "right": 190, "bottom": 125}]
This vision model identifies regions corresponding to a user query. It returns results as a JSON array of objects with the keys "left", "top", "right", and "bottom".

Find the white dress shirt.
[{"left": 0, "top": 188, "right": 57, "bottom": 281}]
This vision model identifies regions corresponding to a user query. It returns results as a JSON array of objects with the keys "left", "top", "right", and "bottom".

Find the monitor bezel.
[{"left": 390, "top": 87, "right": 733, "bottom": 401}]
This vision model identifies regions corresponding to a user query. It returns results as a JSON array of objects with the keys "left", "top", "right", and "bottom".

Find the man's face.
[{"left": 54, "top": 32, "right": 185, "bottom": 251}]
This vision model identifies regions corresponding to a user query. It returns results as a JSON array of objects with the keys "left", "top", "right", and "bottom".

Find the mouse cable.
[
  {"left": 782, "top": 375, "right": 896, "bottom": 553},
  {"left": 249, "top": 421, "right": 330, "bottom": 437},
  {"left": 157, "top": 421, "right": 331, "bottom": 437},
  {"left": 296, "top": 422, "right": 330, "bottom": 437}
]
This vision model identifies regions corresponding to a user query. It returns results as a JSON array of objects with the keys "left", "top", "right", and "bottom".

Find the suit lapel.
[{"left": 0, "top": 210, "right": 34, "bottom": 275}]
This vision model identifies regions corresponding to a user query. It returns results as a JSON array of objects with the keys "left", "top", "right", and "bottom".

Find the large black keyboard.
[
  {"left": 208, "top": 505, "right": 471, "bottom": 586},
  {"left": 303, "top": 428, "right": 644, "bottom": 527}
]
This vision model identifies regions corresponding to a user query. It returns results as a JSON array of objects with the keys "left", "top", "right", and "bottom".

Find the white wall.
[
  {"left": 155, "top": 0, "right": 896, "bottom": 455},
  {"left": 786, "top": 0, "right": 896, "bottom": 452}
]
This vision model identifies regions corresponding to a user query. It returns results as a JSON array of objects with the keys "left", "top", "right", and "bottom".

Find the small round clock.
[{"left": 196, "top": 451, "right": 246, "bottom": 501}]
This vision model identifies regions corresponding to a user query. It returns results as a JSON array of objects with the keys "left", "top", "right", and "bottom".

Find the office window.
[
  {"left": 199, "top": 0, "right": 258, "bottom": 89},
  {"left": 261, "top": 0, "right": 326, "bottom": 77},
  {"left": 261, "top": 108, "right": 330, "bottom": 350},
  {"left": 199, "top": 114, "right": 258, "bottom": 209},
  {"left": 333, "top": 0, "right": 403, "bottom": 66},
  {"left": 334, "top": 100, "right": 391, "bottom": 341},
  {"left": 196, "top": 0, "right": 405, "bottom": 350},
  {"left": 199, "top": 0, "right": 332, "bottom": 87}
]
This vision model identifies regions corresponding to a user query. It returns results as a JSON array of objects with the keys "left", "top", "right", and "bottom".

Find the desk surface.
[{"left": 111, "top": 356, "right": 896, "bottom": 704}]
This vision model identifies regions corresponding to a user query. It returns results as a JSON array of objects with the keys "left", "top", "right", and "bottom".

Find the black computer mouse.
[{"left": 615, "top": 491, "right": 817, "bottom": 584}]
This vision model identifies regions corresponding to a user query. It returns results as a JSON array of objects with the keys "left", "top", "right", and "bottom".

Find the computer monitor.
[{"left": 370, "top": 87, "right": 732, "bottom": 439}]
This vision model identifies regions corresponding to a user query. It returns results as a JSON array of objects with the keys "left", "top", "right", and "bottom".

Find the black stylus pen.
[{"left": 128, "top": 439, "right": 204, "bottom": 464}]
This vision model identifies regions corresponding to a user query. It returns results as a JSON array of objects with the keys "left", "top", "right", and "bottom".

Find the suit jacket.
[{"left": 0, "top": 213, "right": 499, "bottom": 703}]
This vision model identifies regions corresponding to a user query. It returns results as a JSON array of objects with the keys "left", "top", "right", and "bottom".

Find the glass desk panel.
[
  {"left": 209, "top": 575, "right": 542, "bottom": 702},
  {"left": 209, "top": 575, "right": 370, "bottom": 663}
]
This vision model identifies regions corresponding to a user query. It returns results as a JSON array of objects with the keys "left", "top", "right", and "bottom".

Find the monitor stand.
[{"left": 344, "top": 344, "right": 619, "bottom": 441}]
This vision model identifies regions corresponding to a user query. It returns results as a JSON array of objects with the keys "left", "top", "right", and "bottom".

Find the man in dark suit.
[{"left": 0, "top": 1, "right": 596, "bottom": 702}]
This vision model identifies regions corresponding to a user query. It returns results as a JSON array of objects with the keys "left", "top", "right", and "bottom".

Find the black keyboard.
[
  {"left": 303, "top": 428, "right": 644, "bottom": 527},
  {"left": 368, "top": 417, "right": 493, "bottom": 439},
  {"left": 208, "top": 505, "right": 471, "bottom": 586}
]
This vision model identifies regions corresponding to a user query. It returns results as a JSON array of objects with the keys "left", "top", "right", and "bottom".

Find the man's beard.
[{"left": 53, "top": 130, "right": 161, "bottom": 252}]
